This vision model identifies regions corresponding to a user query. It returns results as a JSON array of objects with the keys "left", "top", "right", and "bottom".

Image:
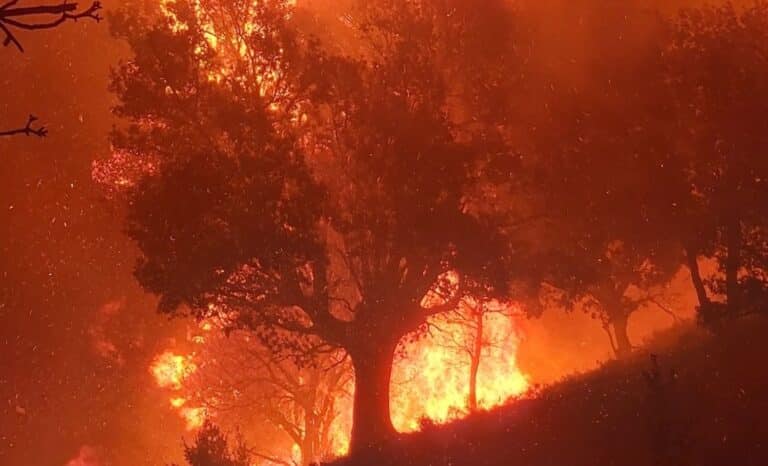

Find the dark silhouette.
[
  {"left": 1, "top": 0, "right": 102, "bottom": 137},
  {"left": 169, "top": 421, "right": 251, "bottom": 466},
  {"left": 329, "top": 316, "right": 768, "bottom": 466},
  {"left": 108, "top": 0, "right": 518, "bottom": 454},
  {"left": 666, "top": 3, "right": 768, "bottom": 324},
  {"left": 0, "top": 114, "right": 46, "bottom": 137},
  {"left": 0, "top": 0, "right": 101, "bottom": 52}
]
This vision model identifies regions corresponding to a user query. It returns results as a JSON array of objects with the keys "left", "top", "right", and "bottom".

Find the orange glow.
[
  {"left": 392, "top": 307, "right": 528, "bottom": 431},
  {"left": 150, "top": 351, "right": 206, "bottom": 430},
  {"left": 180, "top": 406, "right": 206, "bottom": 430},
  {"left": 150, "top": 351, "right": 195, "bottom": 390},
  {"left": 149, "top": 303, "right": 528, "bottom": 459}
]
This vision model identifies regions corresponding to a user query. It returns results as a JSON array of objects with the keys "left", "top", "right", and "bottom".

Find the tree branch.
[
  {"left": 1, "top": 0, "right": 102, "bottom": 52},
  {"left": 0, "top": 114, "right": 46, "bottom": 137}
]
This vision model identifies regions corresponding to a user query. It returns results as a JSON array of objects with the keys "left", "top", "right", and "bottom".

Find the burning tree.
[
  {"left": 184, "top": 327, "right": 353, "bottom": 465},
  {"left": 426, "top": 297, "right": 523, "bottom": 412},
  {"left": 106, "top": 0, "right": 519, "bottom": 454}
]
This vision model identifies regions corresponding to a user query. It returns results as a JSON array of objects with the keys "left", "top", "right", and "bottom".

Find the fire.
[
  {"left": 150, "top": 351, "right": 195, "bottom": 390},
  {"left": 150, "top": 351, "right": 206, "bottom": 429},
  {"left": 391, "top": 308, "right": 528, "bottom": 431},
  {"left": 149, "top": 307, "right": 529, "bottom": 461},
  {"left": 180, "top": 406, "right": 206, "bottom": 430}
]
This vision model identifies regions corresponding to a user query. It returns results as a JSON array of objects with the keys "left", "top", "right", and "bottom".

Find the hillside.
[{"left": 332, "top": 317, "right": 768, "bottom": 466}]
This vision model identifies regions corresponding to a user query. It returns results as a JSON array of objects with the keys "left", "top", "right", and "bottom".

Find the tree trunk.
[
  {"left": 468, "top": 308, "right": 483, "bottom": 412},
  {"left": 611, "top": 313, "right": 632, "bottom": 358},
  {"left": 725, "top": 212, "right": 742, "bottom": 316},
  {"left": 685, "top": 245, "right": 710, "bottom": 308},
  {"left": 302, "top": 415, "right": 320, "bottom": 466},
  {"left": 348, "top": 340, "right": 397, "bottom": 455}
]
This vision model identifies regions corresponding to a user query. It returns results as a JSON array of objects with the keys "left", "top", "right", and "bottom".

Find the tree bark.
[
  {"left": 348, "top": 340, "right": 397, "bottom": 455},
  {"left": 725, "top": 211, "right": 742, "bottom": 316},
  {"left": 611, "top": 313, "right": 632, "bottom": 358},
  {"left": 685, "top": 245, "right": 710, "bottom": 308}
]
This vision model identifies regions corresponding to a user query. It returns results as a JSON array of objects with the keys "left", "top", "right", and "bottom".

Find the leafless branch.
[
  {"left": 0, "top": 114, "right": 46, "bottom": 137},
  {"left": 1, "top": 0, "right": 102, "bottom": 52}
]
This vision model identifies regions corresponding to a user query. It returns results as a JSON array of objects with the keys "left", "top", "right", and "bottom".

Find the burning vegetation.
[
  {"left": 91, "top": 0, "right": 768, "bottom": 463},
  {"left": 5, "top": 0, "right": 768, "bottom": 465},
  {"left": 149, "top": 300, "right": 529, "bottom": 465}
]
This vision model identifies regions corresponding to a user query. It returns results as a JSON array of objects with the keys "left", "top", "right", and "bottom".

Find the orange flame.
[
  {"left": 150, "top": 351, "right": 206, "bottom": 430},
  {"left": 150, "top": 308, "right": 528, "bottom": 459},
  {"left": 392, "top": 308, "right": 528, "bottom": 431}
]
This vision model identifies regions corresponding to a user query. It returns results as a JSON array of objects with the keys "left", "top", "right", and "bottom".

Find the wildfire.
[
  {"left": 391, "top": 308, "right": 529, "bottom": 431},
  {"left": 149, "top": 351, "right": 206, "bottom": 430},
  {"left": 140, "top": 7, "right": 530, "bottom": 449},
  {"left": 150, "top": 351, "right": 195, "bottom": 390},
  {"left": 149, "top": 306, "right": 529, "bottom": 463}
]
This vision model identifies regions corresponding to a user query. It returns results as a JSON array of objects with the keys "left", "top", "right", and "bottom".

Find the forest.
[{"left": 2, "top": 1, "right": 768, "bottom": 465}]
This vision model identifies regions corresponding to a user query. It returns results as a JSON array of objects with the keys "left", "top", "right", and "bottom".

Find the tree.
[
  {"left": 667, "top": 2, "right": 768, "bottom": 323},
  {"left": 523, "top": 5, "right": 686, "bottom": 356},
  {"left": 186, "top": 328, "right": 352, "bottom": 465},
  {"left": 0, "top": 0, "right": 102, "bottom": 137},
  {"left": 430, "top": 296, "right": 520, "bottom": 411},
  {"left": 170, "top": 421, "right": 251, "bottom": 466},
  {"left": 107, "top": 0, "right": 515, "bottom": 454}
]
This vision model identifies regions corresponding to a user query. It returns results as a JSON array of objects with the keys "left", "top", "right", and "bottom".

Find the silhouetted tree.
[
  {"left": 429, "top": 296, "right": 519, "bottom": 411},
  {"left": 667, "top": 2, "right": 768, "bottom": 323},
  {"left": 170, "top": 421, "right": 251, "bottom": 466},
  {"left": 186, "top": 328, "right": 352, "bottom": 465},
  {"left": 107, "top": 0, "right": 517, "bottom": 454},
  {"left": 526, "top": 7, "right": 683, "bottom": 356}
]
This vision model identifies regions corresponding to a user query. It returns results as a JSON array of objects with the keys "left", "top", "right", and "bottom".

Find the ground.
[{"left": 331, "top": 316, "right": 768, "bottom": 466}]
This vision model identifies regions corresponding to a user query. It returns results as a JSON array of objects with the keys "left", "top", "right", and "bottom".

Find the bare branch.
[
  {"left": 1, "top": 1, "right": 102, "bottom": 52},
  {"left": 0, "top": 114, "right": 46, "bottom": 137}
]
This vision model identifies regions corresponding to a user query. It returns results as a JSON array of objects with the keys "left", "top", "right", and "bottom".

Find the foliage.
[
  {"left": 169, "top": 421, "right": 251, "bottom": 466},
  {"left": 108, "top": 0, "right": 519, "bottom": 452}
]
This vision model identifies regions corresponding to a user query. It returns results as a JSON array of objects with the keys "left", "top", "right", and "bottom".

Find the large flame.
[
  {"left": 149, "top": 303, "right": 529, "bottom": 462},
  {"left": 391, "top": 307, "right": 529, "bottom": 431}
]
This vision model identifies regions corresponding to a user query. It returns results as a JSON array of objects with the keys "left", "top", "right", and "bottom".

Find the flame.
[
  {"left": 150, "top": 351, "right": 195, "bottom": 390},
  {"left": 149, "top": 306, "right": 528, "bottom": 461},
  {"left": 180, "top": 406, "right": 206, "bottom": 430},
  {"left": 150, "top": 351, "right": 206, "bottom": 430},
  {"left": 391, "top": 307, "right": 528, "bottom": 431},
  {"left": 170, "top": 397, "right": 187, "bottom": 408}
]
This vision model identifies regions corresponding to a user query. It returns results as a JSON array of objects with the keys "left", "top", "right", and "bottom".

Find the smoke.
[{"left": 65, "top": 445, "right": 102, "bottom": 466}]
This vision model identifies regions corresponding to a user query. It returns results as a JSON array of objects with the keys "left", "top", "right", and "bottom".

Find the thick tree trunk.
[
  {"left": 468, "top": 308, "right": 483, "bottom": 412},
  {"left": 611, "top": 313, "right": 632, "bottom": 358},
  {"left": 348, "top": 341, "right": 397, "bottom": 455},
  {"left": 725, "top": 212, "right": 742, "bottom": 316},
  {"left": 685, "top": 245, "right": 710, "bottom": 308}
]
